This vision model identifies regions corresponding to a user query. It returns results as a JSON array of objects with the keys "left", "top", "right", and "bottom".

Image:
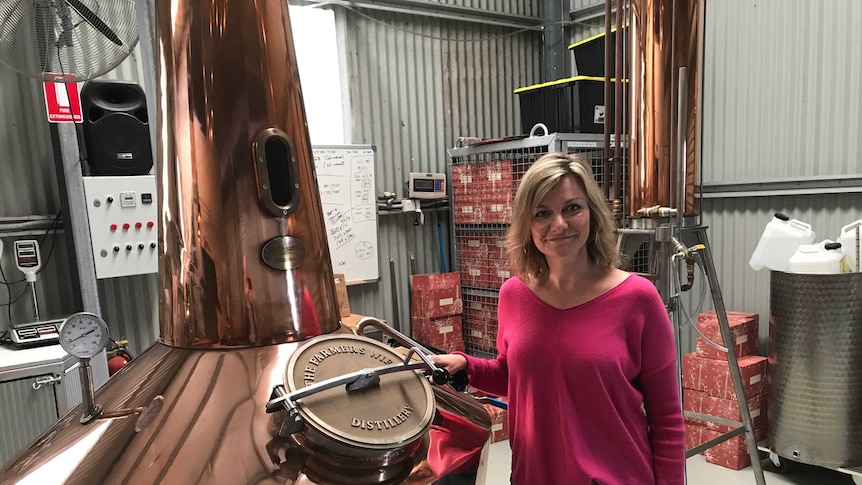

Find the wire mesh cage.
[{"left": 446, "top": 133, "right": 630, "bottom": 356}]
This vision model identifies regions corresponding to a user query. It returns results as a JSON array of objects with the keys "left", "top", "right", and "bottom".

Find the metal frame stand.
[{"left": 618, "top": 221, "right": 766, "bottom": 485}]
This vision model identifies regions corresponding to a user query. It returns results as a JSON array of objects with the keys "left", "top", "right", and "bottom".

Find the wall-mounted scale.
[{"left": 58, "top": 312, "right": 162, "bottom": 426}]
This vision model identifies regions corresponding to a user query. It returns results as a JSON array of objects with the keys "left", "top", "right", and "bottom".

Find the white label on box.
[
  {"left": 496, "top": 240, "right": 506, "bottom": 248},
  {"left": 439, "top": 297, "right": 454, "bottom": 306},
  {"left": 491, "top": 423, "right": 503, "bottom": 432},
  {"left": 497, "top": 270, "right": 510, "bottom": 278},
  {"left": 750, "top": 408, "right": 761, "bottom": 419},
  {"left": 469, "top": 269, "right": 481, "bottom": 276},
  {"left": 750, "top": 374, "right": 762, "bottom": 385},
  {"left": 735, "top": 334, "right": 748, "bottom": 345},
  {"left": 461, "top": 206, "right": 474, "bottom": 214},
  {"left": 460, "top": 175, "right": 472, "bottom": 184},
  {"left": 470, "top": 301, "right": 482, "bottom": 310},
  {"left": 468, "top": 240, "right": 480, "bottom": 247},
  {"left": 490, "top": 204, "right": 503, "bottom": 213},
  {"left": 471, "top": 330, "right": 483, "bottom": 338},
  {"left": 488, "top": 172, "right": 502, "bottom": 182},
  {"left": 439, "top": 325, "right": 454, "bottom": 334}
]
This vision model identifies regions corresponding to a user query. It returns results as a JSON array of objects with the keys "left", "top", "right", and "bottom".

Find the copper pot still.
[
  {"left": 626, "top": 0, "right": 703, "bottom": 218},
  {"left": 0, "top": 0, "right": 490, "bottom": 483}
]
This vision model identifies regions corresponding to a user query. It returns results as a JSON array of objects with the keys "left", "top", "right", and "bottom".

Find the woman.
[{"left": 432, "top": 153, "right": 685, "bottom": 484}]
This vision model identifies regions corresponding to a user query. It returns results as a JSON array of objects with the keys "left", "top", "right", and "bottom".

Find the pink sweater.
[{"left": 459, "top": 275, "right": 684, "bottom": 485}]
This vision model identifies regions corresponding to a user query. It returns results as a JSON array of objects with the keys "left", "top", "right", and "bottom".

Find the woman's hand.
[{"left": 429, "top": 353, "right": 468, "bottom": 374}]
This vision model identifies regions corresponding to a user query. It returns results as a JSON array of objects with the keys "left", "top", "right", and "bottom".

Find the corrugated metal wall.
[
  {"left": 340, "top": 8, "right": 542, "bottom": 331},
  {"left": 703, "top": 0, "right": 862, "bottom": 182}
]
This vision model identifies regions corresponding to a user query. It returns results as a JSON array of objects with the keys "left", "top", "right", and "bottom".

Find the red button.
[
  {"left": 122, "top": 223, "right": 130, "bottom": 230},
  {"left": 135, "top": 222, "right": 143, "bottom": 229},
  {"left": 110, "top": 224, "right": 117, "bottom": 231},
  {"left": 147, "top": 221, "right": 154, "bottom": 228}
]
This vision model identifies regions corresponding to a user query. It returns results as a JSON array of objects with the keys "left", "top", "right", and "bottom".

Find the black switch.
[
  {"left": 126, "top": 244, "right": 133, "bottom": 252},
  {"left": 141, "top": 193, "right": 153, "bottom": 204},
  {"left": 113, "top": 245, "right": 120, "bottom": 253}
]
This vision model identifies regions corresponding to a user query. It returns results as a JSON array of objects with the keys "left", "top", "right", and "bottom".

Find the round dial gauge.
[{"left": 59, "top": 312, "right": 110, "bottom": 359}]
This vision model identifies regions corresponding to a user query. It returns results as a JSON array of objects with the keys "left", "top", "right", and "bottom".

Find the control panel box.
[{"left": 83, "top": 175, "right": 158, "bottom": 279}]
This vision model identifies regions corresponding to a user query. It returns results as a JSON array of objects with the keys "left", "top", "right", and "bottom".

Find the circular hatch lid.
[{"left": 284, "top": 334, "right": 435, "bottom": 450}]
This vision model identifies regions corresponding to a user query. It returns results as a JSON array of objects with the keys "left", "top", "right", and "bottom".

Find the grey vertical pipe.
[
  {"left": 134, "top": 0, "right": 159, "bottom": 175},
  {"left": 542, "top": 0, "right": 566, "bottom": 81},
  {"left": 676, "top": 67, "right": 686, "bottom": 230},
  {"left": 389, "top": 257, "right": 400, "bottom": 333},
  {"left": 694, "top": 246, "right": 766, "bottom": 485}
]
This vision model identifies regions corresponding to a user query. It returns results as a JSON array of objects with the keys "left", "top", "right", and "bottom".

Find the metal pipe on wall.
[
  {"left": 603, "top": 0, "right": 613, "bottom": 200},
  {"left": 613, "top": 0, "right": 624, "bottom": 212}
]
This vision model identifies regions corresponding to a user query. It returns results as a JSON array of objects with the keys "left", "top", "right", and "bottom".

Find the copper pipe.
[
  {"left": 627, "top": 0, "right": 701, "bottom": 217},
  {"left": 603, "top": 0, "right": 613, "bottom": 199},
  {"left": 613, "top": 0, "right": 624, "bottom": 207},
  {"left": 157, "top": 0, "right": 341, "bottom": 347}
]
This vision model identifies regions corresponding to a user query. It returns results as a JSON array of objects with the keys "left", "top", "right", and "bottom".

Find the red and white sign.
[{"left": 43, "top": 74, "right": 82, "bottom": 123}]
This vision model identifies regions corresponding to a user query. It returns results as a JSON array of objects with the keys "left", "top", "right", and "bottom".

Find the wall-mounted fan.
[{"left": 0, "top": 0, "right": 138, "bottom": 81}]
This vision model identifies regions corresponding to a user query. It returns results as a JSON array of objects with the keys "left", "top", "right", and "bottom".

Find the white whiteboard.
[{"left": 312, "top": 145, "right": 379, "bottom": 285}]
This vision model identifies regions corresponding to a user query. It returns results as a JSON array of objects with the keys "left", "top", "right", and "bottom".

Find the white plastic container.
[
  {"left": 837, "top": 219, "right": 862, "bottom": 272},
  {"left": 749, "top": 213, "right": 816, "bottom": 272},
  {"left": 787, "top": 240, "right": 846, "bottom": 274}
]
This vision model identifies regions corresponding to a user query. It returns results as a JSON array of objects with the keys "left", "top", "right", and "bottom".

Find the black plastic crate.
[
  {"left": 514, "top": 76, "right": 624, "bottom": 135},
  {"left": 568, "top": 25, "right": 629, "bottom": 78}
]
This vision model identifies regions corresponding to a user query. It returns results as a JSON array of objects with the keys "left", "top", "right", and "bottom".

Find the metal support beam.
[
  {"left": 293, "top": 0, "right": 543, "bottom": 30},
  {"left": 543, "top": 0, "right": 567, "bottom": 81},
  {"left": 699, "top": 175, "right": 862, "bottom": 198}
]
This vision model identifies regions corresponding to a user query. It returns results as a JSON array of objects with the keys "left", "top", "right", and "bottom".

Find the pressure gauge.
[{"left": 59, "top": 312, "right": 110, "bottom": 359}]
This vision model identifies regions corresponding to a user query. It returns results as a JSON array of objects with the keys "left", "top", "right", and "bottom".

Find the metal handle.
[{"left": 32, "top": 374, "right": 62, "bottom": 390}]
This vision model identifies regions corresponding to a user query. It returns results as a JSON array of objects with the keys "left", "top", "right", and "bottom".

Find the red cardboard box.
[
  {"left": 683, "top": 389, "right": 768, "bottom": 433},
  {"left": 459, "top": 258, "right": 488, "bottom": 288},
  {"left": 462, "top": 315, "right": 498, "bottom": 352},
  {"left": 475, "top": 159, "right": 513, "bottom": 197},
  {"left": 411, "top": 273, "right": 463, "bottom": 318},
  {"left": 682, "top": 353, "right": 767, "bottom": 401},
  {"left": 685, "top": 420, "right": 766, "bottom": 470},
  {"left": 483, "top": 403, "right": 509, "bottom": 443},
  {"left": 454, "top": 201, "right": 484, "bottom": 225},
  {"left": 696, "top": 316, "right": 759, "bottom": 360},
  {"left": 487, "top": 259, "right": 512, "bottom": 289},
  {"left": 484, "top": 233, "right": 508, "bottom": 260},
  {"left": 412, "top": 315, "right": 465, "bottom": 353},
  {"left": 451, "top": 164, "right": 476, "bottom": 196},
  {"left": 456, "top": 233, "right": 490, "bottom": 261},
  {"left": 483, "top": 195, "right": 513, "bottom": 224},
  {"left": 697, "top": 310, "right": 759, "bottom": 323},
  {"left": 703, "top": 425, "right": 767, "bottom": 470}
]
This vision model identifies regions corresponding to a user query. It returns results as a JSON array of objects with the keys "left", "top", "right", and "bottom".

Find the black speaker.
[{"left": 81, "top": 81, "right": 153, "bottom": 176}]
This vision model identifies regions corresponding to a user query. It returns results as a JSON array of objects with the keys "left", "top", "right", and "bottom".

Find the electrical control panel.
[{"left": 83, "top": 175, "right": 158, "bottom": 279}]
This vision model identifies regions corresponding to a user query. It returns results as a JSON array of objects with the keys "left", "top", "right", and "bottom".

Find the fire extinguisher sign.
[{"left": 43, "top": 73, "right": 83, "bottom": 123}]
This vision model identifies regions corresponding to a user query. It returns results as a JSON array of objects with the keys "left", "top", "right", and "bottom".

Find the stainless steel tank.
[{"left": 768, "top": 271, "right": 862, "bottom": 467}]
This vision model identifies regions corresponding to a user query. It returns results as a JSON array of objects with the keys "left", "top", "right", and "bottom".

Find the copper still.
[
  {"left": 0, "top": 0, "right": 490, "bottom": 483},
  {"left": 626, "top": 0, "right": 703, "bottom": 218}
]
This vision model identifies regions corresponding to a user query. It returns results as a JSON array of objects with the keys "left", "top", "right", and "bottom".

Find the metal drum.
[{"left": 768, "top": 271, "right": 862, "bottom": 467}]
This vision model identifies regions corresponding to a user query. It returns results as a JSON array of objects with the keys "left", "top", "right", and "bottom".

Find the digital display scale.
[{"left": 8, "top": 319, "right": 63, "bottom": 348}]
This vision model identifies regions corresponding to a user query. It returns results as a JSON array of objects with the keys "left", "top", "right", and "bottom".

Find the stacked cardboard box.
[
  {"left": 462, "top": 294, "right": 499, "bottom": 352},
  {"left": 452, "top": 160, "right": 513, "bottom": 225},
  {"left": 683, "top": 311, "right": 766, "bottom": 470},
  {"left": 411, "top": 273, "right": 465, "bottom": 352},
  {"left": 483, "top": 402, "right": 509, "bottom": 443}
]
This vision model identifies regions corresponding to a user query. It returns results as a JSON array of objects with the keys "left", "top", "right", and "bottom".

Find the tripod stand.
[{"left": 618, "top": 218, "right": 766, "bottom": 485}]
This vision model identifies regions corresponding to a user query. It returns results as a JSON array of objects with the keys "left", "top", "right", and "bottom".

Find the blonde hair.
[{"left": 506, "top": 153, "right": 619, "bottom": 280}]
